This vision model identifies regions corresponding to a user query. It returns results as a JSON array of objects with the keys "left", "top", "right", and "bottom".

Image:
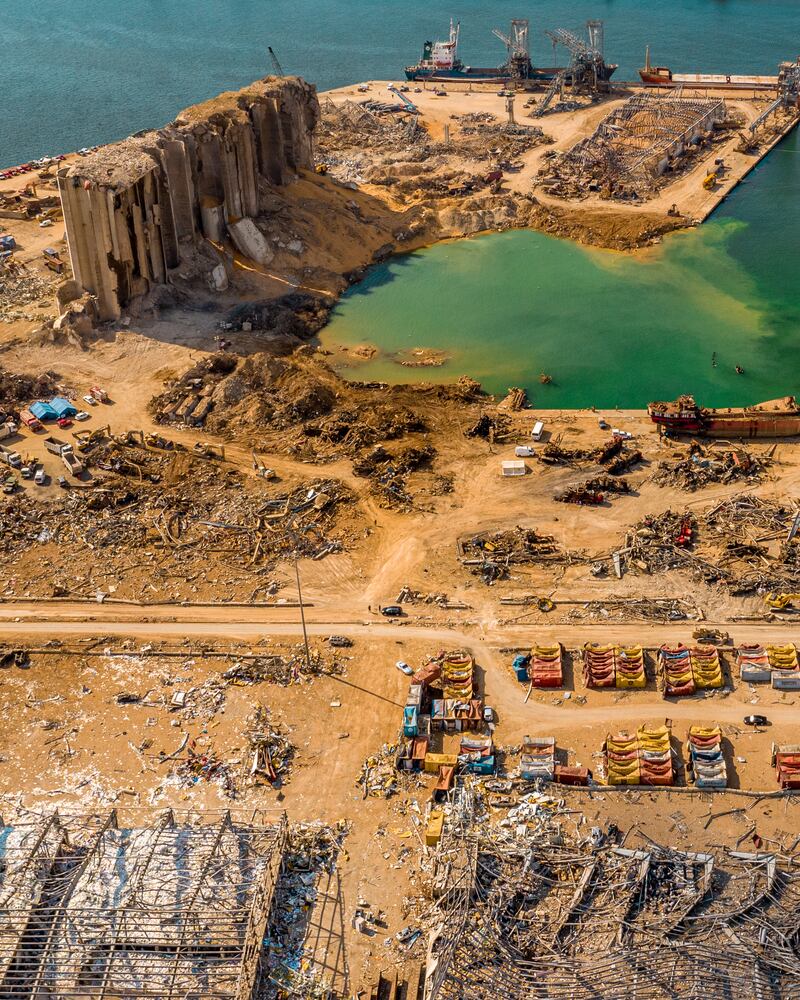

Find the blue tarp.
[
  {"left": 30, "top": 401, "right": 57, "bottom": 421},
  {"left": 50, "top": 397, "right": 77, "bottom": 418}
]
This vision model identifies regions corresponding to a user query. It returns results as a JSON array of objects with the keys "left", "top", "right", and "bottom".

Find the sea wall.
[{"left": 57, "top": 77, "right": 319, "bottom": 320}]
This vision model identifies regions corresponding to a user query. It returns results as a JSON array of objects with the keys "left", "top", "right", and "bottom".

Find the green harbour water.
[{"left": 322, "top": 126, "right": 800, "bottom": 407}]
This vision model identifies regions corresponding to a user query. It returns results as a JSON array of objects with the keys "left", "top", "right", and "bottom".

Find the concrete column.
[
  {"left": 250, "top": 100, "right": 285, "bottom": 185},
  {"left": 156, "top": 137, "right": 196, "bottom": 241}
]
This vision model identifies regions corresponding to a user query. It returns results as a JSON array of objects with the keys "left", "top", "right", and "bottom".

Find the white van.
[
  {"left": 515, "top": 446, "right": 534, "bottom": 457},
  {"left": 531, "top": 420, "right": 544, "bottom": 442}
]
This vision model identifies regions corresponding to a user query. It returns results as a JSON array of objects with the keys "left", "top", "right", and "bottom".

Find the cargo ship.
[
  {"left": 639, "top": 47, "right": 778, "bottom": 91},
  {"left": 404, "top": 20, "right": 560, "bottom": 84},
  {"left": 648, "top": 396, "right": 800, "bottom": 438}
]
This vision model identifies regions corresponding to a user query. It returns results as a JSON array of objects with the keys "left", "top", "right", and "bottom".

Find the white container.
[{"left": 501, "top": 460, "right": 526, "bottom": 477}]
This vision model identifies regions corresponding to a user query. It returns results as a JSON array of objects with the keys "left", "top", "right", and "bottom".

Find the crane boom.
[{"left": 267, "top": 46, "right": 284, "bottom": 77}]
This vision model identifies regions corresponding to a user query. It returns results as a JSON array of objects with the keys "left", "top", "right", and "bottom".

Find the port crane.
[
  {"left": 491, "top": 19, "right": 531, "bottom": 79},
  {"left": 268, "top": 46, "right": 284, "bottom": 78},
  {"left": 535, "top": 21, "right": 609, "bottom": 117},
  {"left": 749, "top": 58, "right": 800, "bottom": 134}
]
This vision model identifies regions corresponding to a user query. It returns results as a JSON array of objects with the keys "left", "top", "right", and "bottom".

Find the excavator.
[{"left": 765, "top": 593, "right": 800, "bottom": 611}]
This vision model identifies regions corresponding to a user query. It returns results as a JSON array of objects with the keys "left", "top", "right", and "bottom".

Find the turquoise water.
[
  {"left": 323, "top": 125, "right": 800, "bottom": 406},
  {"left": 3, "top": 1, "right": 798, "bottom": 405}
]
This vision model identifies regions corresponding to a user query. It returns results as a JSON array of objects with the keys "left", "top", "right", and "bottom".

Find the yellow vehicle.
[
  {"left": 702, "top": 171, "right": 717, "bottom": 190},
  {"left": 765, "top": 592, "right": 800, "bottom": 610}
]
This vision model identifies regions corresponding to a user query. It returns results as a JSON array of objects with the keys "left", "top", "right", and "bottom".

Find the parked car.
[
  {"left": 483, "top": 706, "right": 495, "bottom": 723},
  {"left": 34, "top": 468, "right": 45, "bottom": 485},
  {"left": 744, "top": 714, "right": 768, "bottom": 727},
  {"left": 57, "top": 417, "right": 72, "bottom": 428},
  {"left": 83, "top": 394, "right": 98, "bottom": 406},
  {"left": 57, "top": 475, "right": 69, "bottom": 488},
  {"left": 395, "top": 660, "right": 413, "bottom": 676},
  {"left": 74, "top": 411, "right": 90, "bottom": 421},
  {"left": 380, "top": 605, "right": 403, "bottom": 617}
]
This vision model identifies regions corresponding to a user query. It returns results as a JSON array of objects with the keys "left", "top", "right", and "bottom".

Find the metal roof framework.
[
  {"left": 563, "top": 92, "right": 727, "bottom": 188},
  {"left": 426, "top": 789, "right": 800, "bottom": 1000},
  {"left": 0, "top": 809, "right": 287, "bottom": 999}
]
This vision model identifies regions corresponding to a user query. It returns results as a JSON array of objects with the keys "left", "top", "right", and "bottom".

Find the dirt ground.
[{"left": 1, "top": 327, "right": 800, "bottom": 992}]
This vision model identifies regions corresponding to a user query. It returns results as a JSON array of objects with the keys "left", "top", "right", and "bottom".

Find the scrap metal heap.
[
  {"left": 425, "top": 787, "right": 800, "bottom": 999},
  {"left": 539, "top": 92, "right": 729, "bottom": 200},
  {"left": 0, "top": 809, "right": 287, "bottom": 998},
  {"left": 623, "top": 494, "right": 800, "bottom": 595}
]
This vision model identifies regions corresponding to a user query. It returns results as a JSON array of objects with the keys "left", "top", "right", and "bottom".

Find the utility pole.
[{"left": 293, "top": 548, "right": 311, "bottom": 671}]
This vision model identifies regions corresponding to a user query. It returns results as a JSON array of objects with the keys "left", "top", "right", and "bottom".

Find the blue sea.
[{"left": 3, "top": 0, "right": 798, "bottom": 165}]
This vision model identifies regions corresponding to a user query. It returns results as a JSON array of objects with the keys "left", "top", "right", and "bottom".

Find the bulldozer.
[{"left": 765, "top": 593, "right": 800, "bottom": 611}]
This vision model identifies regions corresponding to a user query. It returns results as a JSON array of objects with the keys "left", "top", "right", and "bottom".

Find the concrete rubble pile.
[
  {"left": 458, "top": 526, "right": 572, "bottom": 583},
  {"left": 0, "top": 266, "right": 56, "bottom": 323},
  {"left": 58, "top": 76, "right": 319, "bottom": 320},
  {"left": 243, "top": 705, "right": 296, "bottom": 787},
  {"left": 352, "top": 442, "right": 436, "bottom": 509},
  {"left": 620, "top": 494, "right": 800, "bottom": 595},
  {"left": 0, "top": 450, "right": 356, "bottom": 600}
]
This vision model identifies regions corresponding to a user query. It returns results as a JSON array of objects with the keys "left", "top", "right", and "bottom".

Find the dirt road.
[{"left": 2, "top": 601, "right": 799, "bottom": 732}]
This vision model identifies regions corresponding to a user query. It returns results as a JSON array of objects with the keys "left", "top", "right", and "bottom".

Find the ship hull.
[
  {"left": 639, "top": 69, "right": 778, "bottom": 91},
  {"left": 649, "top": 397, "right": 800, "bottom": 439},
  {"left": 404, "top": 65, "right": 558, "bottom": 83}
]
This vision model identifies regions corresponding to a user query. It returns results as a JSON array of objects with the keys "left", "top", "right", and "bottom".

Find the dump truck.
[
  {"left": 0, "top": 445, "right": 22, "bottom": 468},
  {"left": 20, "top": 409, "right": 42, "bottom": 431},
  {"left": 44, "top": 435, "right": 70, "bottom": 456},
  {"left": 0, "top": 421, "right": 16, "bottom": 441},
  {"left": 44, "top": 435, "right": 84, "bottom": 475},
  {"left": 61, "top": 450, "right": 83, "bottom": 475},
  {"left": 89, "top": 385, "right": 109, "bottom": 403}
]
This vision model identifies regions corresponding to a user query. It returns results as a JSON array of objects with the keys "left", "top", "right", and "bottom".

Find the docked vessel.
[
  {"left": 404, "top": 19, "right": 554, "bottom": 83},
  {"left": 639, "top": 47, "right": 778, "bottom": 91},
  {"left": 648, "top": 395, "right": 800, "bottom": 438},
  {"left": 405, "top": 18, "right": 617, "bottom": 85}
]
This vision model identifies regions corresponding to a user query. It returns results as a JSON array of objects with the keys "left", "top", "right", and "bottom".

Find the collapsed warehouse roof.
[
  {"left": 0, "top": 810, "right": 287, "bottom": 998},
  {"left": 540, "top": 92, "right": 728, "bottom": 200},
  {"left": 426, "top": 787, "right": 800, "bottom": 1000}
]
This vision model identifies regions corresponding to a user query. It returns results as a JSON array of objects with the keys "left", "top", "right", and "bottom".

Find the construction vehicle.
[
  {"left": 19, "top": 408, "right": 42, "bottom": 430},
  {"left": 41, "top": 248, "right": 64, "bottom": 274},
  {"left": 0, "top": 445, "right": 21, "bottom": 468},
  {"left": 252, "top": 451, "right": 277, "bottom": 480},
  {"left": 765, "top": 593, "right": 800, "bottom": 611},
  {"left": 314, "top": 163, "right": 328, "bottom": 175},
  {"left": 73, "top": 424, "right": 110, "bottom": 452},
  {"left": 89, "top": 385, "right": 110, "bottom": 403},
  {"left": 702, "top": 170, "right": 718, "bottom": 191},
  {"left": 0, "top": 421, "right": 17, "bottom": 441},
  {"left": 44, "top": 435, "right": 84, "bottom": 475}
]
